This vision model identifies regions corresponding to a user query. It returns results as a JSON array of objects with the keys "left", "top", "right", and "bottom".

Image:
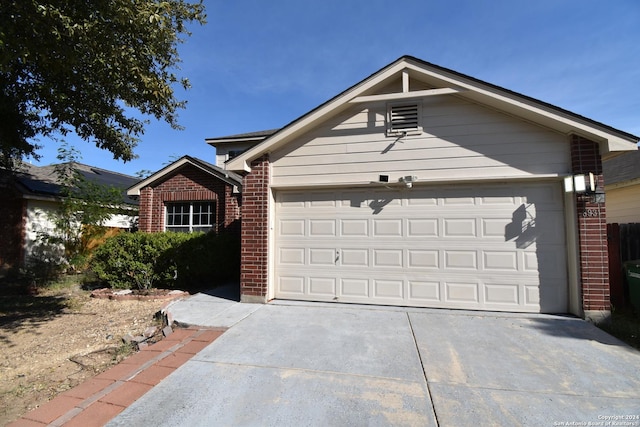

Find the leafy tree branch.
[{"left": 0, "top": 0, "right": 206, "bottom": 169}]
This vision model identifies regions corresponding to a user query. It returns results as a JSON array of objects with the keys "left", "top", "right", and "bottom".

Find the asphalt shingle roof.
[
  {"left": 11, "top": 162, "right": 140, "bottom": 205},
  {"left": 603, "top": 150, "right": 640, "bottom": 186}
]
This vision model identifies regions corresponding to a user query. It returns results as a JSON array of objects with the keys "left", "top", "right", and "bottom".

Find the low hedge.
[{"left": 90, "top": 232, "right": 240, "bottom": 290}]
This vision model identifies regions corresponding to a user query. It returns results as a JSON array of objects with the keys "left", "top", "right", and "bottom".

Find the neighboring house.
[
  {"left": 206, "top": 129, "right": 278, "bottom": 170},
  {"left": 127, "top": 156, "right": 242, "bottom": 235},
  {"left": 0, "top": 162, "right": 139, "bottom": 271},
  {"left": 603, "top": 150, "right": 640, "bottom": 307},
  {"left": 216, "top": 55, "right": 637, "bottom": 322},
  {"left": 603, "top": 150, "right": 640, "bottom": 224}
]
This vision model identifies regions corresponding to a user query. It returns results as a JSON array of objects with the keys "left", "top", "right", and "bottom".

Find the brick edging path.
[{"left": 8, "top": 327, "right": 224, "bottom": 427}]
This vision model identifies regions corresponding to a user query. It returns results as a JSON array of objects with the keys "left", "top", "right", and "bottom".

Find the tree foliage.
[
  {"left": 0, "top": 0, "right": 206, "bottom": 168},
  {"left": 31, "top": 144, "right": 135, "bottom": 274}
]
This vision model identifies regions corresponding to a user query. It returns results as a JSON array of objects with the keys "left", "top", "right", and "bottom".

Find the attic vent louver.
[{"left": 387, "top": 103, "right": 422, "bottom": 136}]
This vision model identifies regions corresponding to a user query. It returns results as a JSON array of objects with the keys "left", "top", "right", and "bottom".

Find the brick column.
[
  {"left": 571, "top": 135, "right": 610, "bottom": 322},
  {"left": 138, "top": 187, "right": 154, "bottom": 232},
  {"left": 224, "top": 185, "right": 241, "bottom": 236},
  {"left": 240, "top": 155, "right": 270, "bottom": 303}
]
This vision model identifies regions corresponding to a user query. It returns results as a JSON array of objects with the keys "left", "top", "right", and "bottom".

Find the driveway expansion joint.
[
  {"left": 190, "top": 359, "right": 425, "bottom": 384},
  {"left": 407, "top": 312, "right": 440, "bottom": 427}
]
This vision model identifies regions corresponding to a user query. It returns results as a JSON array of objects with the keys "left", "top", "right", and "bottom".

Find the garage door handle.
[{"left": 335, "top": 251, "right": 340, "bottom": 264}]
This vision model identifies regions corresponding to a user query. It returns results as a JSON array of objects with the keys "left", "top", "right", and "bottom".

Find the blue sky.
[{"left": 30, "top": 0, "right": 640, "bottom": 176}]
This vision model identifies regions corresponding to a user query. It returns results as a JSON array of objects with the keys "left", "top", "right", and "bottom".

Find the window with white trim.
[
  {"left": 165, "top": 202, "right": 216, "bottom": 233},
  {"left": 386, "top": 103, "right": 422, "bottom": 136}
]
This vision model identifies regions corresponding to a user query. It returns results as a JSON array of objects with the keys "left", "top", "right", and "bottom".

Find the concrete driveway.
[{"left": 108, "top": 295, "right": 640, "bottom": 426}]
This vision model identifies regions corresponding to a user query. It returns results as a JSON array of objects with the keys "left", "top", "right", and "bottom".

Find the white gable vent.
[{"left": 387, "top": 103, "right": 422, "bottom": 136}]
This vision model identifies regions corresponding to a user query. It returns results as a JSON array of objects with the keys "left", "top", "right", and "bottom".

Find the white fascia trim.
[
  {"left": 127, "top": 158, "right": 193, "bottom": 196},
  {"left": 402, "top": 61, "right": 637, "bottom": 152},
  {"left": 127, "top": 157, "right": 239, "bottom": 196},
  {"left": 227, "top": 58, "right": 637, "bottom": 172}
]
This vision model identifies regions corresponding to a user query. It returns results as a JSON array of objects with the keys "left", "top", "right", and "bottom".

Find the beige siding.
[
  {"left": 270, "top": 96, "right": 570, "bottom": 187},
  {"left": 606, "top": 185, "right": 640, "bottom": 224},
  {"left": 215, "top": 141, "right": 257, "bottom": 168}
]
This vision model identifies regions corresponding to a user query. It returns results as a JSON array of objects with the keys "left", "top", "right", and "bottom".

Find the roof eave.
[
  {"left": 227, "top": 59, "right": 410, "bottom": 172},
  {"left": 226, "top": 55, "right": 639, "bottom": 172},
  {"left": 127, "top": 156, "right": 243, "bottom": 196}
]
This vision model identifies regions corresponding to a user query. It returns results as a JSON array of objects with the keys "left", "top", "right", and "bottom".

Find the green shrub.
[
  {"left": 165, "top": 232, "right": 240, "bottom": 289},
  {"left": 90, "top": 232, "right": 240, "bottom": 290}
]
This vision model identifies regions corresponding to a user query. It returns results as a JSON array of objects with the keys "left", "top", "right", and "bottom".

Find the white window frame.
[
  {"left": 165, "top": 201, "right": 216, "bottom": 233},
  {"left": 386, "top": 102, "right": 423, "bottom": 137}
]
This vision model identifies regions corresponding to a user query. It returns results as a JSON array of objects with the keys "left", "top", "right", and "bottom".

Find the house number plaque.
[{"left": 582, "top": 208, "right": 600, "bottom": 218}]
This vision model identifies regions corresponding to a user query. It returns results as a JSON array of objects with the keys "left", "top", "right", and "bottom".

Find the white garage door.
[{"left": 275, "top": 183, "right": 568, "bottom": 313}]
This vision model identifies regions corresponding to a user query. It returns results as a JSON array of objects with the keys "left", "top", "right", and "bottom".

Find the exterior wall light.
[
  {"left": 399, "top": 175, "right": 418, "bottom": 188},
  {"left": 564, "top": 173, "right": 595, "bottom": 194}
]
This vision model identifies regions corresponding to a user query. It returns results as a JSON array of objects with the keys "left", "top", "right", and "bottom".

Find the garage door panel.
[
  {"left": 444, "top": 250, "right": 478, "bottom": 269},
  {"left": 408, "top": 250, "right": 439, "bottom": 268},
  {"left": 275, "top": 183, "right": 568, "bottom": 313},
  {"left": 524, "top": 285, "right": 540, "bottom": 305},
  {"left": 309, "top": 248, "right": 336, "bottom": 266},
  {"left": 483, "top": 251, "right": 518, "bottom": 270},
  {"left": 484, "top": 283, "right": 520, "bottom": 305},
  {"left": 340, "top": 278, "right": 369, "bottom": 297},
  {"left": 533, "top": 246, "right": 567, "bottom": 278},
  {"left": 442, "top": 194, "right": 475, "bottom": 205},
  {"left": 278, "top": 276, "right": 305, "bottom": 295},
  {"left": 373, "top": 249, "right": 403, "bottom": 267},
  {"left": 341, "top": 219, "right": 368, "bottom": 236},
  {"left": 409, "top": 281, "right": 441, "bottom": 301},
  {"left": 279, "top": 247, "right": 305, "bottom": 265},
  {"left": 479, "top": 195, "right": 517, "bottom": 205},
  {"left": 309, "top": 277, "right": 336, "bottom": 296},
  {"left": 309, "top": 192, "right": 336, "bottom": 207},
  {"left": 407, "top": 219, "right": 439, "bottom": 236},
  {"left": 309, "top": 220, "right": 336, "bottom": 236},
  {"left": 445, "top": 282, "right": 479, "bottom": 303},
  {"left": 373, "top": 279, "right": 404, "bottom": 299},
  {"left": 406, "top": 196, "right": 438, "bottom": 206},
  {"left": 373, "top": 219, "right": 403, "bottom": 237},
  {"left": 443, "top": 218, "right": 477, "bottom": 237},
  {"left": 279, "top": 219, "right": 305, "bottom": 236},
  {"left": 278, "top": 192, "right": 306, "bottom": 207},
  {"left": 341, "top": 249, "right": 369, "bottom": 267},
  {"left": 481, "top": 218, "right": 512, "bottom": 238}
]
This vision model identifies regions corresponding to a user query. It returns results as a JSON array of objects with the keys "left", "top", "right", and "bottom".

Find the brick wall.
[
  {"left": 0, "top": 191, "right": 26, "bottom": 270},
  {"left": 240, "top": 155, "right": 269, "bottom": 301},
  {"left": 137, "top": 164, "right": 240, "bottom": 235},
  {"left": 571, "top": 134, "right": 609, "bottom": 313}
]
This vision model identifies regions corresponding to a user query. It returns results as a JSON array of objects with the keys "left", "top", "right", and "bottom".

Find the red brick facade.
[
  {"left": 239, "top": 155, "right": 270, "bottom": 301},
  {"left": 138, "top": 164, "right": 240, "bottom": 235},
  {"left": 571, "top": 134, "right": 609, "bottom": 314}
]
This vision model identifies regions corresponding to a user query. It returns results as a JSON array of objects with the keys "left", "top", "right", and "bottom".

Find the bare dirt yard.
[{"left": 0, "top": 279, "right": 170, "bottom": 425}]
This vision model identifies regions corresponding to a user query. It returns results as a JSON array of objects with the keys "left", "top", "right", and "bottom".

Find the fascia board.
[
  {"left": 402, "top": 61, "right": 638, "bottom": 151},
  {"left": 227, "top": 57, "right": 638, "bottom": 172},
  {"left": 127, "top": 157, "right": 241, "bottom": 196},
  {"left": 127, "top": 158, "right": 190, "bottom": 195}
]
